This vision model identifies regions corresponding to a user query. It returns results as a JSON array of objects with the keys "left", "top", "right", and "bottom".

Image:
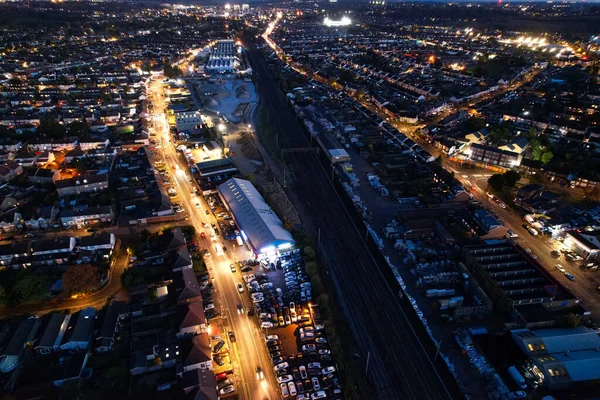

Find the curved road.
[{"left": 0, "top": 241, "right": 128, "bottom": 319}]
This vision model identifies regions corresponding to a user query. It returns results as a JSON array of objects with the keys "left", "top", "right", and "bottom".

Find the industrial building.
[
  {"left": 217, "top": 178, "right": 294, "bottom": 255},
  {"left": 511, "top": 327, "right": 600, "bottom": 389},
  {"left": 462, "top": 241, "right": 579, "bottom": 321}
]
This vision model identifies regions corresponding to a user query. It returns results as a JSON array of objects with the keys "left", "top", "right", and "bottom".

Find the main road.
[
  {"left": 147, "top": 78, "right": 277, "bottom": 400},
  {"left": 245, "top": 34, "right": 458, "bottom": 400}
]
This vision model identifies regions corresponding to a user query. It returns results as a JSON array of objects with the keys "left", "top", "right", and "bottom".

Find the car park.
[{"left": 307, "top": 362, "right": 321, "bottom": 369}]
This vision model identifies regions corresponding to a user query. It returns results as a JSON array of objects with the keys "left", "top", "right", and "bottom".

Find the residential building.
[
  {"left": 79, "top": 232, "right": 116, "bottom": 252},
  {"left": 473, "top": 209, "right": 509, "bottom": 239},
  {"left": 178, "top": 333, "right": 212, "bottom": 374},
  {"left": 59, "top": 307, "right": 97, "bottom": 351},
  {"left": 469, "top": 143, "right": 521, "bottom": 168},
  {"left": 55, "top": 174, "right": 109, "bottom": 196},
  {"left": 59, "top": 206, "right": 114, "bottom": 227},
  {"left": 31, "top": 237, "right": 76, "bottom": 256},
  {"left": 35, "top": 313, "right": 71, "bottom": 355},
  {"left": 176, "top": 302, "right": 206, "bottom": 338},
  {"left": 0, "top": 317, "right": 40, "bottom": 373}
]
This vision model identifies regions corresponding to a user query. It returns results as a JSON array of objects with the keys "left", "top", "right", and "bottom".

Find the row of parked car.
[{"left": 269, "top": 320, "right": 342, "bottom": 400}]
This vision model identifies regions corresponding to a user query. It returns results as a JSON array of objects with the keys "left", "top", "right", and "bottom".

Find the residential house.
[
  {"left": 12, "top": 151, "right": 39, "bottom": 166},
  {"left": 35, "top": 151, "right": 55, "bottom": 166},
  {"left": 0, "top": 317, "right": 40, "bottom": 373},
  {"left": 176, "top": 302, "right": 206, "bottom": 338},
  {"left": 0, "top": 161, "right": 23, "bottom": 182},
  {"left": 95, "top": 302, "right": 129, "bottom": 353},
  {"left": 514, "top": 184, "right": 561, "bottom": 215},
  {"left": 499, "top": 137, "right": 529, "bottom": 154},
  {"left": 35, "top": 313, "right": 71, "bottom": 355},
  {"left": 31, "top": 237, "right": 76, "bottom": 256},
  {"left": 79, "top": 232, "right": 116, "bottom": 252},
  {"left": 465, "top": 128, "right": 489, "bottom": 144},
  {"left": 172, "top": 247, "right": 192, "bottom": 272},
  {"left": 168, "top": 228, "right": 187, "bottom": 250},
  {"left": 59, "top": 206, "right": 114, "bottom": 227},
  {"left": 24, "top": 205, "right": 60, "bottom": 230},
  {"left": 170, "top": 268, "right": 202, "bottom": 305},
  {"left": 0, "top": 240, "right": 30, "bottom": 267},
  {"left": 55, "top": 174, "right": 109, "bottom": 196},
  {"left": 28, "top": 138, "right": 77, "bottom": 152},
  {"left": 26, "top": 167, "right": 59, "bottom": 184},
  {"left": 79, "top": 138, "right": 110, "bottom": 151},
  {"left": 178, "top": 333, "right": 212, "bottom": 374},
  {"left": 473, "top": 209, "right": 509, "bottom": 239},
  {"left": 181, "top": 368, "right": 218, "bottom": 399},
  {"left": 59, "top": 307, "right": 97, "bottom": 351}
]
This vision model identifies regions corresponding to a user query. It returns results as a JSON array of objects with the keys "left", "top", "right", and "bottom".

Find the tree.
[
  {"left": 503, "top": 170, "right": 521, "bottom": 188},
  {"left": 488, "top": 174, "right": 506, "bottom": 191},
  {"left": 0, "top": 285, "right": 8, "bottom": 308},
  {"left": 139, "top": 229, "right": 151, "bottom": 244},
  {"left": 541, "top": 151, "right": 554, "bottom": 164},
  {"left": 62, "top": 264, "right": 101, "bottom": 295},
  {"left": 68, "top": 121, "right": 90, "bottom": 138},
  {"left": 74, "top": 158, "right": 87, "bottom": 174},
  {"left": 164, "top": 63, "right": 181, "bottom": 79},
  {"left": 14, "top": 274, "right": 49, "bottom": 303},
  {"left": 304, "top": 246, "right": 316, "bottom": 261},
  {"left": 38, "top": 117, "right": 66, "bottom": 139},
  {"left": 121, "top": 270, "right": 135, "bottom": 288},
  {"left": 181, "top": 225, "right": 196, "bottom": 239}
]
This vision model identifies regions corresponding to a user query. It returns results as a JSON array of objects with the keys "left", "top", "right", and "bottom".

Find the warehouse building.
[
  {"left": 217, "top": 178, "right": 294, "bottom": 255},
  {"left": 511, "top": 327, "right": 600, "bottom": 389}
]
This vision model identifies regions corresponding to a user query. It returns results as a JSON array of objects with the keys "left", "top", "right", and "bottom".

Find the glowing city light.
[{"left": 323, "top": 16, "right": 352, "bottom": 27}]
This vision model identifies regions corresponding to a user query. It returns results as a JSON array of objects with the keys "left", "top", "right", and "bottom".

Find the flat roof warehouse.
[{"left": 217, "top": 178, "right": 294, "bottom": 254}]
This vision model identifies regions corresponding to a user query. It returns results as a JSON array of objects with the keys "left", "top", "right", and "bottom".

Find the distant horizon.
[{"left": 144, "top": 0, "right": 600, "bottom": 5}]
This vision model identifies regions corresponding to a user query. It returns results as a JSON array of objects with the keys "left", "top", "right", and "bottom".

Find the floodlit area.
[{"left": 323, "top": 16, "right": 352, "bottom": 27}]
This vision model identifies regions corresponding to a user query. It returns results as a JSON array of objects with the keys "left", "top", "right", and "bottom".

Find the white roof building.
[{"left": 217, "top": 178, "right": 294, "bottom": 254}]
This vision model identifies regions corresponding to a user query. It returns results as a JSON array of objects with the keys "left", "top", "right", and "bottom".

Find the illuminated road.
[
  {"left": 0, "top": 243, "right": 129, "bottom": 318},
  {"left": 147, "top": 78, "right": 277, "bottom": 400}
]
